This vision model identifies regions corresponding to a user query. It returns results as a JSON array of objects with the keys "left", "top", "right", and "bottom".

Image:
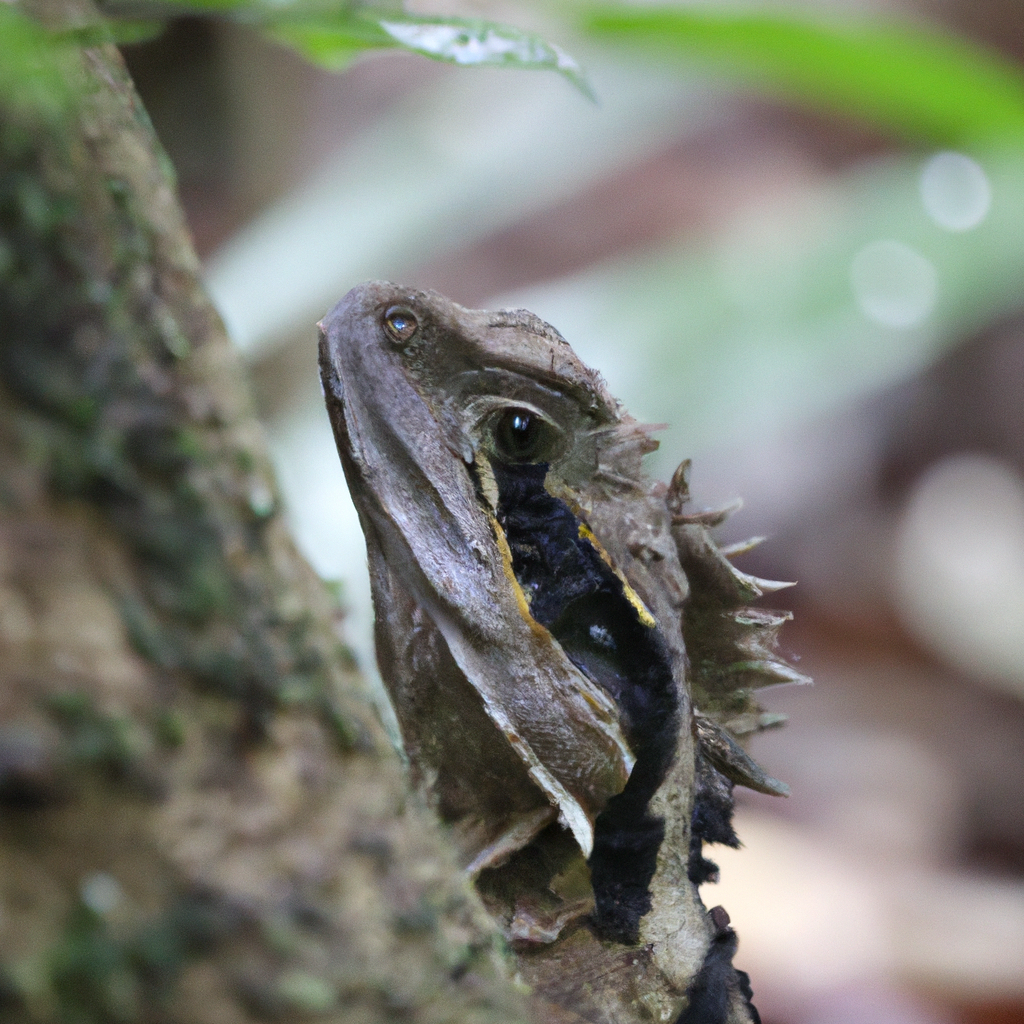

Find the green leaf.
[
  {"left": 378, "top": 17, "right": 593, "bottom": 98},
  {"left": 581, "top": 6, "right": 1024, "bottom": 146},
  {"left": 270, "top": 14, "right": 594, "bottom": 96},
  {"left": 261, "top": 16, "right": 390, "bottom": 71}
]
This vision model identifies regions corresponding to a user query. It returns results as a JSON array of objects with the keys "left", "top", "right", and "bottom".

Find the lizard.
[{"left": 319, "top": 281, "right": 808, "bottom": 1024}]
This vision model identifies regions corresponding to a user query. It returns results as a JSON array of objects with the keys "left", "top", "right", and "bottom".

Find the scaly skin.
[{"left": 320, "top": 282, "right": 806, "bottom": 1024}]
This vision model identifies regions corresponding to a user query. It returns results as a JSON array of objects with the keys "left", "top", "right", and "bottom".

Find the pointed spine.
[
  {"left": 668, "top": 458, "right": 807, "bottom": 795},
  {"left": 694, "top": 713, "right": 790, "bottom": 797}
]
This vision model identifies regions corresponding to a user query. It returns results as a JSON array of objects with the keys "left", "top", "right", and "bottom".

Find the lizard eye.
[
  {"left": 383, "top": 306, "right": 418, "bottom": 344},
  {"left": 492, "top": 407, "right": 561, "bottom": 464}
]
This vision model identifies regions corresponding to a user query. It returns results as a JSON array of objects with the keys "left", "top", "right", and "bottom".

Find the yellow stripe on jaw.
[
  {"left": 488, "top": 500, "right": 657, "bottom": 635},
  {"left": 475, "top": 453, "right": 500, "bottom": 512},
  {"left": 577, "top": 523, "right": 658, "bottom": 629},
  {"left": 489, "top": 512, "right": 551, "bottom": 639}
]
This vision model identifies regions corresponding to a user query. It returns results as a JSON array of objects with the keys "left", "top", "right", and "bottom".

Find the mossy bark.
[{"left": 0, "top": 23, "right": 531, "bottom": 1024}]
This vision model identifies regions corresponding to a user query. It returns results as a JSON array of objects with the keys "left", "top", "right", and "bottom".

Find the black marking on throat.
[
  {"left": 688, "top": 752, "right": 740, "bottom": 886},
  {"left": 676, "top": 908, "right": 761, "bottom": 1024},
  {"left": 490, "top": 460, "right": 679, "bottom": 944}
]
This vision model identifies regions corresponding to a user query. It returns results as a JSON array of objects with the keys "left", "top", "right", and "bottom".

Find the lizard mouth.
[{"left": 488, "top": 458, "right": 680, "bottom": 945}]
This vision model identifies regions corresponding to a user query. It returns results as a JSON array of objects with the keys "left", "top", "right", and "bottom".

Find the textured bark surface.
[{"left": 0, "top": 23, "right": 531, "bottom": 1024}]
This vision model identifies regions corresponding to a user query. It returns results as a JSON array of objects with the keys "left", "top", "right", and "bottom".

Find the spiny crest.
[{"left": 668, "top": 459, "right": 810, "bottom": 797}]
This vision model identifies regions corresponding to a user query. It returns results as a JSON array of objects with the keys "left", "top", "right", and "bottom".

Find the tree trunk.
[{"left": 0, "top": 23, "right": 531, "bottom": 1024}]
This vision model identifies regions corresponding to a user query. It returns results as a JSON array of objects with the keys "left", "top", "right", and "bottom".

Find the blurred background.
[{"left": 121, "top": 2, "right": 1024, "bottom": 1021}]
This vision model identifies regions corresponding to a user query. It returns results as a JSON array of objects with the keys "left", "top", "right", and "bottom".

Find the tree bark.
[{"left": 0, "top": 23, "right": 531, "bottom": 1024}]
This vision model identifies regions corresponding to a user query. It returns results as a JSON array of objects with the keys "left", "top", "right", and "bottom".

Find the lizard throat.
[{"left": 489, "top": 460, "right": 680, "bottom": 944}]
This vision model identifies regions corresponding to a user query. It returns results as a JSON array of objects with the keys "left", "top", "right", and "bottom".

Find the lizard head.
[
  {"left": 319, "top": 281, "right": 657, "bottom": 509},
  {"left": 318, "top": 281, "right": 641, "bottom": 859}
]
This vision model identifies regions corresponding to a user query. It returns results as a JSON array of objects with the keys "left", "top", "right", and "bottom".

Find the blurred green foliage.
[
  {"left": 581, "top": 6, "right": 1024, "bottom": 147},
  {"left": 8, "top": 1, "right": 1024, "bottom": 154}
]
